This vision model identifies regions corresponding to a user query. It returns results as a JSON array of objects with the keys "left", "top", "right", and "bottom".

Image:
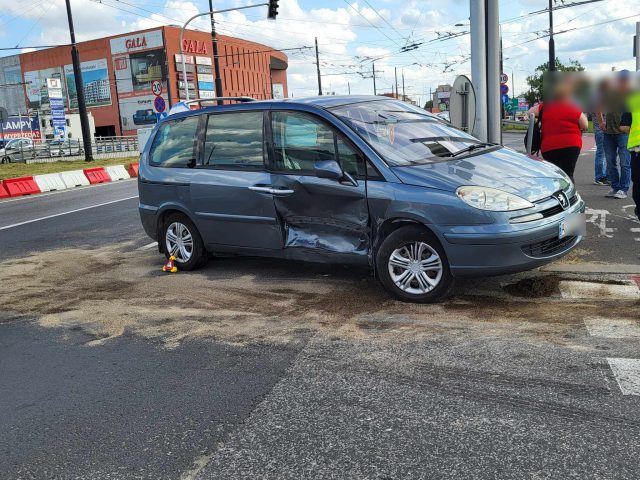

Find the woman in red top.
[{"left": 529, "top": 83, "right": 589, "bottom": 180}]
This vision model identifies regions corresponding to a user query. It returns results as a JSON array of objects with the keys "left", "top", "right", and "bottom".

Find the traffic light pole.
[
  {"left": 65, "top": 0, "right": 93, "bottom": 161},
  {"left": 179, "top": 3, "right": 272, "bottom": 104}
]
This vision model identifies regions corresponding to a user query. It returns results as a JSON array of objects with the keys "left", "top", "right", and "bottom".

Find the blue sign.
[
  {"left": 0, "top": 115, "right": 40, "bottom": 138},
  {"left": 501, "top": 94, "right": 509, "bottom": 105},
  {"left": 198, "top": 81, "right": 214, "bottom": 91},
  {"left": 153, "top": 96, "right": 166, "bottom": 113},
  {"left": 500, "top": 84, "right": 509, "bottom": 95},
  {"left": 49, "top": 97, "right": 66, "bottom": 129}
]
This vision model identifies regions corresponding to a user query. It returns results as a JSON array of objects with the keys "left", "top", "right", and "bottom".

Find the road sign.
[
  {"left": 153, "top": 96, "right": 166, "bottom": 113},
  {"left": 500, "top": 84, "right": 509, "bottom": 96},
  {"left": 151, "top": 80, "right": 162, "bottom": 96},
  {"left": 449, "top": 75, "right": 476, "bottom": 134},
  {"left": 500, "top": 73, "right": 509, "bottom": 84},
  {"left": 501, "top": 94, "right": 509, "bottom": 105}
]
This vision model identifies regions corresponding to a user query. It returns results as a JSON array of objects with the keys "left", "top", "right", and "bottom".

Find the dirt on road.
[{"left": 2, "top": 243, "right": 638, "bottom": 348}]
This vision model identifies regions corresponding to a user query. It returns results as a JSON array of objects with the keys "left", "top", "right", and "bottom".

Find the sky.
[{"left": 0, "top": 0, "right": 639, "bottom": 106}]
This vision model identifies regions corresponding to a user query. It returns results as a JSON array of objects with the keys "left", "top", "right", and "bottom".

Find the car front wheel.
[
  {"left": 377, "top": 225, "right": 453, "bottom": 303},
  {"left": 1, "top": 156, "right": 11, "bottom": 164},
  {"left": 160, "top": 213, "right": 207, "bottom": 271}
]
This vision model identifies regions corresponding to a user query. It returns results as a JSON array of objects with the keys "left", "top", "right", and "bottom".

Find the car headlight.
[{"left": 456, "top": 186, "right": 534, "bottom": 211}]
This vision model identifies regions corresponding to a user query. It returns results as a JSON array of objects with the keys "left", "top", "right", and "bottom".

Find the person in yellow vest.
[{"left": 619, "top": 89, "right": 640, "bottom": 219}]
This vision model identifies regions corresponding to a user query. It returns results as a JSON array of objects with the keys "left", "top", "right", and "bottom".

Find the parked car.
[
  {"left": 133, "top": 109, "right": 157, "bottom": 126},
  {"left": 0, "top": 137, "right": 34, "bottom": 163},
  {"left": 49, "top": 138, "right": 84, "bottom": 157},
  {"left": 137, "top": 96, "right": 585, "bottom": 303}
]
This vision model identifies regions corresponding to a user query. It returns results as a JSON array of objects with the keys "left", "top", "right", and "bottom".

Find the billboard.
[
  {"left": 64, "top": 58, "right": 111, "bottom": 109},
  {"left": 111, "top": 30, "right": 167, "bottom": 132},
  {"left": 24, "top": 67, "right": 67, "bottom": 109},
  {"left": 0, "top": 115, "right": 41, "bottom": 140}
]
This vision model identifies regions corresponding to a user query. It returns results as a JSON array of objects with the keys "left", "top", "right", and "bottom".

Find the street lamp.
[{"left": 179, "top": 0, "right": 278, "bottom": 104}]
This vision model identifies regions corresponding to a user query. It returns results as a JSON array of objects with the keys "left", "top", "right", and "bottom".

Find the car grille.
[
  {"left": 539, "top": 194, "right": 578, "bottom": 218},
  {"left": 521, "top": 235, "right": 577, "bottom": 258}
]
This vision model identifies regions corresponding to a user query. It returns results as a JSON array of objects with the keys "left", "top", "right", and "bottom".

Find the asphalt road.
[{"left": 1, "top": 149, "right": 639, "bottom": 479}]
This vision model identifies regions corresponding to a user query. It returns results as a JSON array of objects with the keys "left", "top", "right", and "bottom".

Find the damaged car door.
[{"left": 267, "top": 110, "right": 370, "bottom": 262}]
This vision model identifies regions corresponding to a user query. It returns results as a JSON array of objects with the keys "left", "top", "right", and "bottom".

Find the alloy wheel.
[
  {"left": 387, "top": 241, "right": 443, "bottom": 295},
  {"left": 165, "top": 222, "right": 194, "bottom": 263}
]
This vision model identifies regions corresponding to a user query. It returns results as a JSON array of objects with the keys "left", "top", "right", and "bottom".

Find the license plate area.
[{"left": 559, "top": 213, "right": 586, "bottom": 239}]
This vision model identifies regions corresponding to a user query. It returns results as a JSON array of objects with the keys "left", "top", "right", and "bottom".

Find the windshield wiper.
[{"left": 449, "top": 143, "right": 495, "bottom": 157}]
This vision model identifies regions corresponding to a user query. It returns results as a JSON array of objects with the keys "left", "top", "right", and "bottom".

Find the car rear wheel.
[
  {"left": 160, "top": 213, "right": 207, "bottom": 271},
  {"left": 376, "top": 225, "right": 453, "bottom": 303},
  {"left": 1, "top": 156, "right": 11, "bottom": 164}
]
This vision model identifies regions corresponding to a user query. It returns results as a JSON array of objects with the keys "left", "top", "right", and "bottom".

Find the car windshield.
[{"left": 329, "top": 100, "right": 493, "bottom": 166}]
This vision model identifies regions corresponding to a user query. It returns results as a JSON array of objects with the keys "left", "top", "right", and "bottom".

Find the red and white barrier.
[
  {"left": 105, "top": 165, "right": 130, "bottom": 181},
  {"left": 34, "top": 173, "right": 67, "bottom": 193},
  {"left": 83, "top": 167, "right": 111, "bottom": 184},
  {"left": 2, "top": 176, "right": 41, "bottom": 197},
  {"left": 128, "top": 163, "right": 139, "bottom": 177},
  {"left": 0, "top": 183, "right": 9, "bottom": 199},
  {"left": 59, "top": 169, "right": 90, "bottom": 188}
]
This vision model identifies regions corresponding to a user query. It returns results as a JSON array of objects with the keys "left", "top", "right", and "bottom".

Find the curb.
[{"left": 0, "top": 162, "right": 139, "bottom": 198}]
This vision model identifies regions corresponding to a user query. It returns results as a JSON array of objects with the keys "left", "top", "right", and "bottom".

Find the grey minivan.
[{"left": 138, "top": 96, "right": 584, "bottom": 303}]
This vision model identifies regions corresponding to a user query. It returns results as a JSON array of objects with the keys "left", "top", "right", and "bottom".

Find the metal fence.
[{"left": 0, "top": 136, "right": 140, "bottom": 164}]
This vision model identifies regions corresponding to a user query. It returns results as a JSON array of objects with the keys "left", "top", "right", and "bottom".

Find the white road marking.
[
  {"left": 585, "top": 207, "right": 615, "bottom": 238},
  {"left": 0, "top": 177, "right": 136, "bottom": 204},
  {"left": 607, "top": 358, "right": 640, "bottom": 395},
  {"left": 585, "top": 318, "right": 640, "bottom": 338},
  {"left": 0, "top": 195, "right": 139, "bottom": 231},
  {"left": 558, "top": 280, "right": 639, "bottom": 300},
  {"left": 136, "top": 241, "right": 158, "bottom": 251}
]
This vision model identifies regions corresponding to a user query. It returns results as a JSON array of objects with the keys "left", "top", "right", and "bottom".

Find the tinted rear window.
[{"left": 149, "top": 116, "right": 199, "bottom": 167}]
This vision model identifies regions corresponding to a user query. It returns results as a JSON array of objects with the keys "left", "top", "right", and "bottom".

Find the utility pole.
[
  {"left": 208, "top": 0, "right": 224, "bottom": 104},
  {"left": 470, "top": 0, "right": 487, "bottom": 141},
  {"left": 64, "top": 0, "right": 93, "bottom": 161},
  {"left": 372, "top": 62, "right": 377, "bottom": 95},
  {"left": 548, "top": 0, "right": 555, "bottom": 71},
  {"left": 315, "top": 37, "right": 322, "bottom": 96},
  {"left": 394, "top": 67, "right": 398, "bottom": 99},
  {"left": 402, "top": 72, "right": 405, "bottom": 101},
  {"left": 636, "top": 22, "right": 640, "bottom": 71},
  {"left": 348, "top": 81, "right": 351, "bottom": 95},
  {"left": 486, "top": 0, "right": 501, "bottom": 144}
]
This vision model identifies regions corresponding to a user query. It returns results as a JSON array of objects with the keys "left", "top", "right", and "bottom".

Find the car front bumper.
[{"left": 437, "top": 198, "right": 585, "bottom": 278}]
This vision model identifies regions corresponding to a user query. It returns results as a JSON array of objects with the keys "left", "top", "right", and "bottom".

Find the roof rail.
[{"left": 184, "top": 97, "right": 257, "bottom": 105}]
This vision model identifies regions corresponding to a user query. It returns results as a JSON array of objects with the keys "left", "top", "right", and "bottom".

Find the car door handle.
[{"left": 248, "top": 186, "right": 294, "bottom": 195}]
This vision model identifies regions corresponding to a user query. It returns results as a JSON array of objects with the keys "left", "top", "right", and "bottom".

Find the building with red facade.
[{"left": 16, "top": 26, "right": 288, "bottom": 138}]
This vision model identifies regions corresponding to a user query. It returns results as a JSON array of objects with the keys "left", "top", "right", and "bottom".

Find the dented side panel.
[{"left": 270, "top": 174, "right": 369, "bottom": 258}]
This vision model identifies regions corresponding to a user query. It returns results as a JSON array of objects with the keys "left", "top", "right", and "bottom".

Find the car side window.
[
  {"left": 335, "top": 136, "right": 366, "bottom": 177},
  {"left": 204, "top": 111, "right": 264, "bottom": 169},
  {"left": 270, "top": 111, "right": 336, "bottom": 172},
  {"left": 149, "top": 115, "right": 199, "bottom": 167}
]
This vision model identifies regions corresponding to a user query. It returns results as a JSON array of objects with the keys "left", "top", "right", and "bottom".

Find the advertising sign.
[
  {"left": 200, "top": 90, "right": 215, "bottom": 99},
  {"left": 111, "top": 30, "right": 164, "bottom": 55},
  {"left": 64, "top": 58, "right": 111, "bottom": 109},
  {"left": 174, "top": 54, "right": 194, "bottom": 65},
  {"left": 517, "top": 98, "right": 529, "bottom": 111},
  {"left": 112, "top": 30, "right": 167, "bottom": 133},
  {"left": 48, "top": 77, "right": 66, "bottom": 138},
  {"left": 196, "top": 65, "right": 212, "bottom": 74},
  {"left": 195, "top": 56, "right": 212, "bottom": 66},
  {"left": 0, "top": 115, "right": 41, "bottom": 140},
  {"left": 177, "top": 71, "right": 195, "bottom": 82},
  {"left": 198, "top": 81, "right": 214, "bottom": 91},
  {"left": 197, "top": 73, "right": 214, "bottom": 83},
  {"left": 273, "top": 83, "right": 284, "bottom": 99},
  {"left": 24, "top": 67, "right": 67, "bottom": 109}
]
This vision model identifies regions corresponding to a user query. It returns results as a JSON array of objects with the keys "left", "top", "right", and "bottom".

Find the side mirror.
[{"left": 313, "top": 159, "right": 343, "bottom": 181}]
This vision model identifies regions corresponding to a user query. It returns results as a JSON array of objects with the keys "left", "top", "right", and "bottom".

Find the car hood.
[{"left": 390, "top": 146, "right": 571, "bottom": 202}]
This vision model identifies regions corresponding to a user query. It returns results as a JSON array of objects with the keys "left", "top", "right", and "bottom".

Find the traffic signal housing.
[{"left": 268, "top": 0, "right": 279, "bottom": 19}]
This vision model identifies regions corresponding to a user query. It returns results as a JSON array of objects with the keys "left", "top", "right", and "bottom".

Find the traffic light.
[{"left": 267, "top": 0, "right": 279, "bottom": 19}]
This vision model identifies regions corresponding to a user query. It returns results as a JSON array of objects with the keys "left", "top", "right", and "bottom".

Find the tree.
[
  {"left": 424, "top": 100, "right": 433, "bottom": 110},
  {"left": 523, "top": 58, "right": 584, "bottom": 106}
]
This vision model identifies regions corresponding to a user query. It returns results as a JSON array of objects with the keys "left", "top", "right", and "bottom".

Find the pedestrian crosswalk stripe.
[
  {"left": 584, "top": 318, "right": 640, "bottom": 338},
  {"left": 559, "top": 280, "right": 639, "bottom": 300},
  {"left": 607, "top": 358, "right": 640, "bottom": 395}
]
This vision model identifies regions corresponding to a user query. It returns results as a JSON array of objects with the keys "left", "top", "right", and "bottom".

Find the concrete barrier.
[
  {"left": 60, "top": 169, "right": 91, "bottom": 188},
  {"left": 83, "top": 167, "right": 111, "bottom": 184},
  {"left": 2, "top": 176, "right": 41, "bottom": 197},
  {"left": 105, "top": 164, "right": 130, "bottom": 181},
  {"left": 34, "top": 173, "right": 68, "bottom": 193},
  {"left": 128, "top": 162, "right": 139, "bottom": 177}
]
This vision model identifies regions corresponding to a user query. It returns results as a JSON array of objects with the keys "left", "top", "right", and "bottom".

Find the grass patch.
[{"left": 0, "top": 156, "right": 139, "bottom": 181}]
